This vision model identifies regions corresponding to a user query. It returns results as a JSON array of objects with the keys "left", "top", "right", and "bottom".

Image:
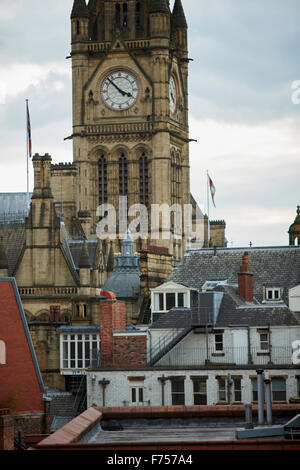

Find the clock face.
[
  {"left": 169, "top": 75, "right": 177, "bottom": 114},
  {"left": 101, "top": 71, "right": 139, "bottom": 111}
]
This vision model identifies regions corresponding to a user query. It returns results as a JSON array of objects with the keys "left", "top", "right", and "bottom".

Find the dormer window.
[{"left": 265, "top": 287, "right": 281, "bottom": 301}]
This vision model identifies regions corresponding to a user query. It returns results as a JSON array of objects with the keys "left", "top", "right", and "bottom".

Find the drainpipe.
[
  {"left": 244, "top": 404, "right": 254, "bottom": 429},
  {"left": 158, "top": 375, "right": 168, "bottom": 406},
  {"left": 227, "top": 373, "right": 232, "bottom": 404},
  {"left": 247, "top": 326, "right": 253, "bottom": 364},
  {"left": 99, "top": 378, "right": 110, "bottom": 407},
  {"left": 268, "top": 326, "right": 273, "bottom": 365},
  {"left": 148, "top": 329, "right": 152, "bottom": 363},
  {"left": 256, "top": 369, "right": 265, "bottom": 426},
  {"left": 264, "top": 379, "right": 273, "bottom": 425}
]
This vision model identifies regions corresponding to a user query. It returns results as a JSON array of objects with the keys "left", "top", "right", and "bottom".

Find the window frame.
[
  {"left": 61, "top": 333, "right": 100, "bottom": 370},
  {"left": 265, "top": 287, "right": 282, "bottom": 302},
  {"left": 171, "top": 378, "right": 185, "bottom": 406},
  {"left": 214, "top": 333, "right": 224, "bottom": 353},
  {"left": 130, "top": 386, "right": 144, "bottom": 406},
  {"left": 217, "top": 377, "right": 227, "bottom": 403},
  {"left": 152, "top": 291, "right": 188, "bottom": 312},
  {"left": 271, "top": 377, "right": 287, "bottom": 403},
  {"left": 259, "top": 332, "right": 270, "bottom": 353},
  {"left": 232, "top": 377, "right": 242, "bottom": 403},
  {"left": 192, "top": 378, "right": 207, "bottom": 405}
]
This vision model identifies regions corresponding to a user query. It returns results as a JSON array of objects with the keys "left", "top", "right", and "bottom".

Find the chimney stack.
[{"left": 238, "top": 252, "right": 254, "bottom": 302}]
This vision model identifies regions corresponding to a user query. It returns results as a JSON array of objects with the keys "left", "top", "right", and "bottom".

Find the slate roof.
[
  {"left": 67, "top": 240, "right": 99, "bottom": 270},
  {"left": 0, "top": 221, "right": 26, "bottom": 276},
  {"left": 0, "top": 193, "right": 31, "bottom": 222},
  {"left": 150, "top": 308, "right": 192, "bottom": 329},
  {"left": 216, "top": 285, "right": 298, "bottom": 327},
  {"left": 169, "top": 246, "right": 300, "bottom": 304}
]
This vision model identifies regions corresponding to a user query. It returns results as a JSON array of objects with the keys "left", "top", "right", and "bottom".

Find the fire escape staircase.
[
  {"left": 148, "top": 326, "right": 193, "bottom": 366},
  {"left": 147, "top": 309, "right": 215, "bottom": 366}
]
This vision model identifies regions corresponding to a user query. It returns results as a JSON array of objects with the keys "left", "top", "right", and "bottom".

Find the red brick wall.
[
  {"left": 113, "top": 335, "right": 147, "bottom": 367},
  {"left": 0, "top": 281, "right": 44, "bottom": 414},
  {"left": 100, "top": 300, "right": 127, "bottom": 367}
]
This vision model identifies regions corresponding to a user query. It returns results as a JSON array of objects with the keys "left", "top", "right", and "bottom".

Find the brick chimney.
[
  {"left": 99, "top": 291, "right": 147, "bottom": 368},
  {"left": 238, "top": 252, "right": 254, "bottom": 302},
  {"left": 100, "top": 292, "right": 127, "bottom": 367}
]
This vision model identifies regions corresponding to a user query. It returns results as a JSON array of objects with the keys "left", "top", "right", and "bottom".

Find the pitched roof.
[
  {"left": 71, "top": 0, "right": 90, "bottom": 19},
  {"left": 172, "top": 0, "right": 187, "bottom": 29},
  {"left": 78, "top": 241, "right": 91, "bottom": 269},
  {"left": 216, "top": 285, "right": 298, "bottom": 327},
  {"left": 0, "top": 222, "right": 26, "bottom": 276},
  {"left": 169, "top": 246, "right": 300, "bottom": 304}
]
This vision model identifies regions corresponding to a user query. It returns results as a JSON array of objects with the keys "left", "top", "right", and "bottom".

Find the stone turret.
[
  {"left": 289, "top": 206, "right": 300, "bottom": 246},
  {"left": 149, "top": 0, "right": 170, "bottom": 39},
  {"left": 71, "top": 0, "right": 90, "bottom": 41},
  {"left": 171, "top": 0, "right": 187, "bottom": 52},
  {"left": 78, "top": 240, "right": 91, "bottom": 288}
]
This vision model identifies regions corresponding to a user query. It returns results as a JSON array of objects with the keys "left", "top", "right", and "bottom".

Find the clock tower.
[{"left": 70, "top": 0, "right": 191, "bottom": 260}]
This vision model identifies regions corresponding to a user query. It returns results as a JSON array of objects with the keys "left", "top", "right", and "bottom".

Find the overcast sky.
[{"left": 0, "top": 0, "right": 299, "bottom": 247}]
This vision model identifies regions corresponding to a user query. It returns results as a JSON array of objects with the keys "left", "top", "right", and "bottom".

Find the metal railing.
[{"left": 156, "top": 346, "right": 294, "bottom": 367}]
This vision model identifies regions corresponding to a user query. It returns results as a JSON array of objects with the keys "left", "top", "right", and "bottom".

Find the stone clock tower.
[{"left": 70, "top": 0, "right": 191, "bottom": 260}]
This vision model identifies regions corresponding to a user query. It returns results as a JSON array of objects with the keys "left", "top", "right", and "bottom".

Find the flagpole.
[
  {"left": 26, "top": 99, "right": 30, "bottom": 210},
  {"left": 206, "top": 170, "right": 210, "bottom": 247}
]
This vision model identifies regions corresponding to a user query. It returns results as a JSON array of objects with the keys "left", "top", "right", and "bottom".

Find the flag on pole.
[
  {"left": 208, "top": 173, "right": 216, "bottom": 208},
  {"left": 26, "top": 100, "right": 32, "bottom": 158}
]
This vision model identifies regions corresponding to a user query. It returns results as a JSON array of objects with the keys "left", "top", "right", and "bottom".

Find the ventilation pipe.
[
  {"left": 264, "top": 378, "right": 273, "bottom": 426},
  {"left": 256, "top": 369, "right": 265, "bottom": 426}
]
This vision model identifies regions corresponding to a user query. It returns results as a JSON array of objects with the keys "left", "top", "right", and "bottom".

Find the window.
[
  {"left": 153, "top": 291, "right": 188, "bottom": 312},
  {"left": 178, "top": 293, "right": 187, "bottom": 308},
  {"left": 154, "top": 293, "right": 164, "bottom": 311},
  {"left": 0, "top": 340, "right": 6, "bottom": 365},
  {"left": 251, "top": 378, "right": 258, "bottom": 402},
  {"left": 131, "top": 387, "right": 144, "bottom": 405},
  {"left": 171, "top": 379, "right": 185, "bottom": 405},
  {"left": 297, "top": 378, "right": 300, "bottom": 398},
  {"left": 76, "top": 20, "right": 80, "bottom": 35},
  {"left": 265, "top": 288, "right": 281, "bottom": 301},
  {"left": 123, "top": 3, "right": 128, "bottom": 27},
  {"left": 135, "top": 2, "right": 141, "bottom": 29},
  {"left": 139, "top": 153, "right": 149, "bottom": 207},
  {"left": 115, "top": 3, "right": 121, "bottom": 28},
  {"left": 61, "top": 333, "right": 100, "bottom": 369},
  {"left": 166, "top": 293, "right": 176, "bottom": 311},
  {"left": 217, "top": 377, "right": 227, "bottom": 402},
  {"left": 98, "top": 155, "right": 107, "bottom": 206},
  {"left": 192, "top": 378, "right": 207, "bottom": 405},
  {"left": 271, "top": 378, "right": 286, "bottom": 402},
  {"left": 259, "top": 332, "right": 269, "bottom": 352},
  {"left": 215, "top": 334, "right": 223, "bottom": 352},
  {"left": 119, "top": 153, "right": 128, "bottom": 196},
  {"left": 232, "top": 377, "right": 242, "bottom": 402}
]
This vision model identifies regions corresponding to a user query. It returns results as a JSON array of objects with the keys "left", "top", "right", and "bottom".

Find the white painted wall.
[{"left": 87, "top": 368, "right": 300, "bottom": 408}]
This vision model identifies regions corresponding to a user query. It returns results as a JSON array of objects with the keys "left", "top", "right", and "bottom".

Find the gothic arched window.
[
  {"left": 116, "top": 3, "right": 121, "bottom": 28},
  {"left": 135, "top": 2, "right": 141, "bottom": 29},
  {"left": 139, "top": 153, "right": 149, "bottom": 207},
  {"left": 98, "top": 155, "right": 108, "bottom": 206},
  {"left": 119, "top": 153, "right": 128, "bottom": 196},
  {"left": 123, "top": 3, "right": 128, "bottom": 27},
  {"left": 76, "top": 20, "right": 80, "bottom": 35}
]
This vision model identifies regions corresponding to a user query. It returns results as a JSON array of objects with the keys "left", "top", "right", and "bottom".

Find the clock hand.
[{"left": 107, "top": 78, "right": 132, "bottom": 97}]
